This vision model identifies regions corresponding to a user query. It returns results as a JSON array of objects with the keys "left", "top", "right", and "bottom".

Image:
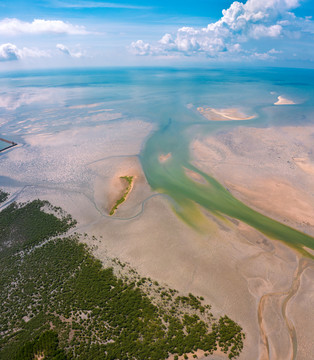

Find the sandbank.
[
  {"left": 159, "top": 152, "right": 172, "bottom": 163},
  {"left": 184, "top": 167, "right": 207, "bottom": 185},
  {"left": 191, "top": 125, "right": 314, "bottom": 236},
  {"left": 68, "top": 102, "right": 104, "bottom": 109},
  {"left": 274, "top": 96, "right": 296, "bottom": 105},
  {"left": 189, "top": 124, "right": 314, "bottom": 358},
  {"left": 197, "top": 107, "right": 256, "bottom": 121}
]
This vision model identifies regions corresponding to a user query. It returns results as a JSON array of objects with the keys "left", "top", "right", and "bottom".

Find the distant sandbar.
[
  {"left": 274, "top": 96, "right": 296, "bottom": 105},
  {"left": 197, "top": 107, "right": 256, "bottom": 121},
  {"left": 159, "top": 153, "right": 172, "bottom": 163}
]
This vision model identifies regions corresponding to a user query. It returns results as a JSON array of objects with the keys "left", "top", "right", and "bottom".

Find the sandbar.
[
  {"left": 68, "top": 102, "right": 104, "bottom": 109},
  {"left": 191, "top": 125, "right": 314, "bottom": 236},
  {"left": 184, "top": 167, "right": 207, "bottom": 185},
  {"left": 274, "top": 96, "right": 296, "bottom": 105},
  {"left": 189, "top": 123, "right": 314, "bottom": 359},
  {"left": 197, "top": 107, "right": 256, "bottom": 121},
  {"left": 159, "top": 152, "right": 172, "bottom": 163}
]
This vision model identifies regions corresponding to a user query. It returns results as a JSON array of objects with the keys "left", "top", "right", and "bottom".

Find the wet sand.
[
  {"left": 190, "top": 124, "right": 314, "bottom": 359},
  {"left": 1, "top": 115, "right": 313, "bottom": 359},
  {"left": 191, "top": 125, "right": 314, "bottom": 236}
]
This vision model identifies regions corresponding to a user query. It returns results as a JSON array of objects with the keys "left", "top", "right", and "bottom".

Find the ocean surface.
[{"left": 1, "top": 67, "right": 314, "bottom": 254}]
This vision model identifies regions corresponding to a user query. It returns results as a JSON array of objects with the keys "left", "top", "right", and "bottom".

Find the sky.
[{"left": 0, "top": 0, "right": 313, "bottom": 69}]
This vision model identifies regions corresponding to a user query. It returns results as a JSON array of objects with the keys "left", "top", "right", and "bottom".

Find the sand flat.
[
  {"left": 191, "top": 125, "right": 314, "bottom": 236},
  {"left": 226, "top": 178, "right": 314, "bottom": 229},
  {"left": 87, "top": 192, "right": 303, "bottom": 360},
  {"left": 293, "top": 157, "right": 314, "bottom": 175},
  {"left": 189, "top": 123, "right": 314, "bottom": 359},
  {"left": 2, "top": 108, "right": 313, "bottom": 359},
  {"left": 286, "top": 266, "right": 314, "bottom": 359}
]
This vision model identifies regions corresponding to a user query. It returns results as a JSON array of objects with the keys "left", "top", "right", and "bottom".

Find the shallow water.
[{"left": 1, "top": 67, "right": 314, "bottom": 254}]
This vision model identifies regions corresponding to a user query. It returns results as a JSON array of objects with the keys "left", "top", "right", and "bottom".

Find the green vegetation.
[
  {"left": 109, "top": 175, "right": 134, "bottom": 215},
  {"left": 0, "top": 189, "right": 9, "bottom": 204},
  {"left": 0, "top": 197, "right": 245, "bottom": 359},
  {"left": 15, "top": 331, "right": 67, "bottom": 360}
]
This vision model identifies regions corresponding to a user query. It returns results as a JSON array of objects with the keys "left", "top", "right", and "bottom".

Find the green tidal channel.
[{"left": 140, "top": 121, "right": 314, "bottom": 258}]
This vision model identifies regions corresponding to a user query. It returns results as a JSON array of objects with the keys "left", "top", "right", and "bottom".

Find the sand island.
[
  {"left": 159, "top": 152, "right": 172, "bottom": 163},
  {"left": 197, "top": 107, "right": 256, "bottom": 121},
  {"left": 274, "top": 96, "right": 296, "bottom": 105},
  {"left": 109, "top": 175, "right": 134, "bottom": 215},
  {"left": 184, "top": 167, "right": 207, "bottom": 185}
]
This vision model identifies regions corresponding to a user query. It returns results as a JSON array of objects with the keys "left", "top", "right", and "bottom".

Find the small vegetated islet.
[{"left": 109, "top": 176, "right": 134, "bottom": 216}]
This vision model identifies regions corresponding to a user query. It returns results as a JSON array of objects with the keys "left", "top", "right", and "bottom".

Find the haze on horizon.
[{"left": 0, "top": 0, "right": 313, "bottom": 70}]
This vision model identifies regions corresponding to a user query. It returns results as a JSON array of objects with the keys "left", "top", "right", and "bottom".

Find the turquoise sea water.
[
  {"left": 0, "top": 67, "right": 314, "bottom": 254},
  {"left": 0, "top": 140, "right": 9, "bottom": 151}
]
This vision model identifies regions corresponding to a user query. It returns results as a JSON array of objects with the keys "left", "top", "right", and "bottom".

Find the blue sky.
[{"left": 0, "top": 0, "right": 313, "bottom": 68}]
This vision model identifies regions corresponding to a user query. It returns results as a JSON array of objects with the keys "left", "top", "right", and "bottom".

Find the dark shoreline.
[{"left": 0, "top": 138, "right": 17, "bottom": 153}]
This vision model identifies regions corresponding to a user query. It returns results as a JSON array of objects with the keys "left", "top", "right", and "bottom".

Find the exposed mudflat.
[
  {"left": 1, "top": 116, "right": 313, "bottom": 360},
  {"left": 191, "top": 124, "right": 314, "bottom": 359},
  {"left": 191, "top": 125, "right": 314, "bottom": 236}
]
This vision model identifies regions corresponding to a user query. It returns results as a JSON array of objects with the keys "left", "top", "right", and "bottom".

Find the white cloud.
[
  {"left": 0, "top": 43, "right": 50, "bottom": 62},
  {"left": 0, "top": 18, "right": 89, "bottom": 36},
  {"left": 131, "top": 0, "right": 311, "bottom": 59},
  {"left": 130, "top": 40, "right": 152, "bottom": 56},
  {"left": 56, "top": 43, "right": 83, "bottom": 58},
  {"left": 249, "top": 24, "right": 282, "bottom": 38},
  {"left": 0, "top": 43, "right": 19, "bottom": 61}
]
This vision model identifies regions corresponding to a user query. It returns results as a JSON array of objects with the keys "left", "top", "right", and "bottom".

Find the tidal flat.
[{"left": 0, "top": 68, "right": 313, "bottom": 359}]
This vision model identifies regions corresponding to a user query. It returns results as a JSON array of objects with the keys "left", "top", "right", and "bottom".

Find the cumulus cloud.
[
  {"left": 0, "top": 18, "right": 89, "bottom": 36},
  {"left": 0, "top": 43, "right": 19, "bottom": 61},
  {"left": 130, "top": 40, "right": 152, "bottom": 56},
  {"left": 0, "top": 43, "right": 50, "bottom": 62},
  {"left": 56, "top": 43, "right": 83, "bottom": 58},
  {"left": 131, "top": 0, "right": 311, "bottom": 59}
]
